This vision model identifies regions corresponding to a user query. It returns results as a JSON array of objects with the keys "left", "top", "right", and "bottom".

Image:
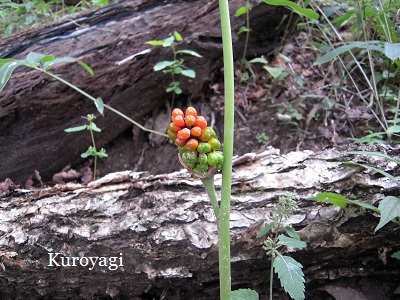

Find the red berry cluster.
[{"left": 168, "top": 107, "right": 224, "bottom": 177}]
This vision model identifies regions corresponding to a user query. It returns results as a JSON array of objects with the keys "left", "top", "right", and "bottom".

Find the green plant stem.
[
  {"left": 88, "top": 122, "right": 98, "bottom": 180},
  {"left": 34, "top": 66, "right": 168, "bottom": 138},
  {"left": 218, "top": 0, "right": 235, "bottom": 298},
  {"left": 202, "top": 176, "right": 220, "bottom": 218},
  {"left": 240, "top": 0, "right": 250, "bottom": 73},
  {"left": 270, "top": 255, "right": 275, "bottom": 300}
]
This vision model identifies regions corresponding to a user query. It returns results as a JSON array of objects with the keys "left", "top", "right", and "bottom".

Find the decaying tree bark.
[
  {"left": 0, "top": 0, "right": 289, "bottom": 184},
  {"left": 1, "top": 147, "right": 399, "bottom": 299}
]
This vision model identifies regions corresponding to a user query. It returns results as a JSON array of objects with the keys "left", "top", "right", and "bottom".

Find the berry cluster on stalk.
[{"left": 168, "top": 107, "right": 224, "bottom": 178}]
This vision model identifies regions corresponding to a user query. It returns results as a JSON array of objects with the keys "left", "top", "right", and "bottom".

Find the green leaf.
[
  {"left": 40, "top": 54, "right": 55, "bottom": 65},
  {"left": 97, "top": 148, "right": 108, "bottom": 158},
  {"left": 163, "top": 36, "right": 175, "bottom": 47},
  {"left": 309, "top": 192, "right": 349, "bottom": 209},
  {"left": 375, "top": 196, "right": 400, "bottom": 232},
  {"left": 89, "top": 122, "right": 101, "bottom": 132},
  {"left": 274, "top": 255, "right": 305, "bottom": 300},
  {"left": 263, "top": 66, "right": 284, "bottom": 79},
  {"left": 77, "top": 61, "right": 94, "bottom": 75},
  {"left": 91, "top": 0, "right": 108, "bottom": 7},
  {"left": 43, "top": 57, "right": 76, "bottom": 69},
  {"left": 153, "top": 61, "right": 175, "bottom": 71},
  {"left": 384, "top": 42, "right": 400, "bottom": 60},
  {"left": 392, "top": 251, "right": 400, "bottom": 260},
  {"left": 181, "top": 69, "right": 196, "bottom": 78},
  {"left": 176, "top": 49, "right": 202, "bottom": 57},
  {"left": 235, "top": 5, "right": 249, "bottom": 17},
  {"left": 387, "top": 125, "right": 400, "bottom": 134},
  {"left": 94, "top": 97, "right": 104, "bottom": 116},
  {"left": 285, "top": 226, "right": 301, "bottom": 240},
  {"left": 249, "top": 57, "right": 269, "bottom": 64},
  {"left": 314, "top": 41, "right": 384, "bottom": 65},
  {"left": 278, "top": 235, "right": 307, "bottom": 249},
  {"left": 146, "top": 40, "right": 164, "bottom": 46},
  {"left": 256, "top": 223, "right": 274, "bottom": 238},
  {"left": 0, "top": 60, "right": 25, "bottom": 93},
  {"left": 64, "top": 125, "right": 88, "bottom": 132},
  {"left": 174, "top": 31, "right": 183, "bottom": 42},
  {"left": 237, "top": 26, "right": 250, "bottom": 35},
  {"left": 231, "top": 288, "right": 259, "bottom": 300},
  {"left": 264, "top": 0, "right": 319, "bottom": 21},
  {"left": 26, "top": 52, "right": 46, "bottom": 66}
]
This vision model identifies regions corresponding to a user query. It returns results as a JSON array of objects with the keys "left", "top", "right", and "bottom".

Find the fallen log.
[
  {"left": 0, "top": 147, "right": 399, "bottom": 299},
  {"left": 0, "top": 0, "right": 289, "bottom": 183}
]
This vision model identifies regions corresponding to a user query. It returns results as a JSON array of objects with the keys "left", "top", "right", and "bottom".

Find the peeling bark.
[{"left": 1, "top": 147, "right": 399, "bottom": 299}]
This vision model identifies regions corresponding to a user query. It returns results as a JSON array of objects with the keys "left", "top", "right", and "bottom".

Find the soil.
[{"left": 96, "top": 29, "right": 369, "bottom": 179}]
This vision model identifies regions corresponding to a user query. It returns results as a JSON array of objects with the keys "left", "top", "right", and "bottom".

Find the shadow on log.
[
  {"left": 0, "top": 0, "right": 289, "bottom": 184},
  {"left": 0, "top": 147, "right": 399, "bottom": 299}
]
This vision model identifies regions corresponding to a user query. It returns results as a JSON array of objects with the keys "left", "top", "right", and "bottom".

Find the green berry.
[
  {"left": 197, "top": 142, "right": 211, "bottom": 153},
  {"left": 208, "top": 137, "right": 221, "bottom": 150}
]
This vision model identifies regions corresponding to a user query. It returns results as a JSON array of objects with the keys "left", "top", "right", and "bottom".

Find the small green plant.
[
  {"left": 146, "top": 32, "right": 202, "bottom": 104},
  {"left": 65, "top": 114, "right": 107, "bottom": 180},
  {"left": 235, "top": 0, "right": 251, "bottom": 72},
  {"left": 257, "top": 193, "right": 307, "bottom": 300},
  {"left": 256, "top": 132, "right": 270, "bottom": 144}
]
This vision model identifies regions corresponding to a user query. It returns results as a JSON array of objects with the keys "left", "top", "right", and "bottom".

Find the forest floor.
[{"left": 95, "top": 27, "right": 377, "bottom": 179}]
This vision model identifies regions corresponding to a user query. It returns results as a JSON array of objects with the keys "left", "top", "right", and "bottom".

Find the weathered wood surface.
[
  {"left": 0, "top": 0, "right": 288, "bottom": 184},
  {"left": 1, "top": 147, "right": 399, "bottom": 299}
]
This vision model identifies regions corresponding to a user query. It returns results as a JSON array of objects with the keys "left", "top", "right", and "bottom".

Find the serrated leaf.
[
  {"left": 0, "top": 60, "right": 25, "bottom": 93},
  {"left": 391, "top": 251, "right": 400, "bottom": 260},
  {"left": 314, "top": 41, "right": 384, "bottom": 65},
  {"left": 176, "top": 49, "right": 202, "bottom": 57},
  {"left": 163, "top": 36, "right": 175, "bottom": 47},
  {"left": 309, "top": 192, "right": 349, "bottom": 209},
  {"left": 278, "top": 235, "right": 307, "bottom": 249},
  {"left": 264, "top": 0, "right": 319, "bottom": 21},
  {"left": 375, "top": 196, "right": 400, "bottom": 232},
  {"left": 181, "top": 69, "right": 195, "bottom": 78},
  {"left": 153, "top": 61, "right": 175, "bottom": 71},
  {"left": 235, "top": 5, "right": 248, "bottom": 17},
  {"left": 256, "top": 223, "right": 274, "bottom": 238},
  {"left": 26, "top": 52, "right": 46, "bottom": 66},
  {"left": 274, "top": 255, "right": 305, "bottom": 300},
  {"left": 285, "top": 226, "right": 301, "bottom": 240},
  {"left": 231, "top": 288, "right": 259, "bottom": 300},
  {"left": 174, "top": 31, "right": 183, "bottom": 41},
  {"left": 384, "top": 42, "right": 400, "bottom": 60},
  {"left": 146, "top": 40, "right": 164, "bottom": 46},
  {"left": 94, "top": 97, "right": 104, "bottom": 116},
  {"left": 64, "top": 125, "right": 88, "bottom": 132}
]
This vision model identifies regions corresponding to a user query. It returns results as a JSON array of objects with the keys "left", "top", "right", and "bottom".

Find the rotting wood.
[
  {"left": 0, "top": 0, "right": 289, "bottom": 184},
  {"left": 0, "top": 147, "right": 399, "bottom": 299}
]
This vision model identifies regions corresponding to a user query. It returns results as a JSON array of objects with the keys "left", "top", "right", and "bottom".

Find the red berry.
[
  {"left": 191, "top": 126, "right": 202, "bottom": 137},
  {"left": 195, "top": 116, "right": 207, "bottom": 129},
  {"left": 173, "top": 115, "right": 185, "bottom": 127},
  {"left": 175, "top": 138, "right": 186, "bottom": 147},
  {"left": 185, "top": 139, "right": 199, "bottom": 151},
  {"left": 177, "top": 128, "right": 191, "bottom": 141},
  {"left": 185, "top": 115, "right": 196, "bottom": 127},
  {"left": 185, "top": 107, "right": 198, "bottom": 118},
  {"left": 172, "top": 108, "right": 184, "bottom": 118}
]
